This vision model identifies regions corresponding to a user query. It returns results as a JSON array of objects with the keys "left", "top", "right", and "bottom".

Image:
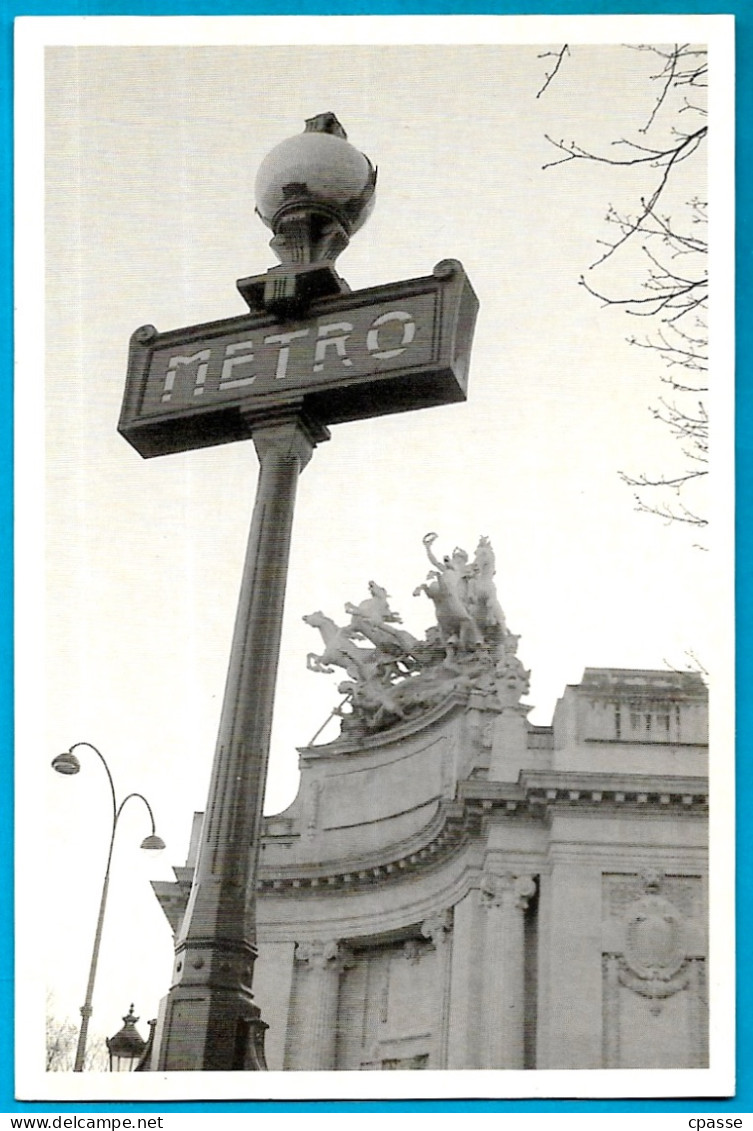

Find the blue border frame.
[{"left": 4, "top": 1, "right": 748, "bottom": 1114}]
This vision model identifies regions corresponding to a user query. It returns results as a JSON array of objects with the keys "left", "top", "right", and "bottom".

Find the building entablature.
[
  {"left": 154, "top": 768, "right": 708, "bottom": 933},
  {"left": 254, "top": 771, "right": 707, "bottom": 896}
]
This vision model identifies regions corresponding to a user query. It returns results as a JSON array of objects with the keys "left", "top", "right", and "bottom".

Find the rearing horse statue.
[
  {"left": 467, "top": 536, "right": 507, "bottom": 633},
  {"left": 345, "top": 581, "right": 419, "bottom": 662},
  {"left": 303, "top": 611, "right": 376, "bottom": 681}
]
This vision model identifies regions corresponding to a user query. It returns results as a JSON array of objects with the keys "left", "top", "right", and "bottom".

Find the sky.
[{"left": 14, "top": 14, "right": 732, "bottom": 1094}]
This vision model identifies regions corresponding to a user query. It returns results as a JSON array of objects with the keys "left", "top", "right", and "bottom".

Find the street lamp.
[
  {"left": 106, "top": 1005, "right": 146, "bottom": 1072},
  {"left": 120, "top": 113, "right": 476, "bottom": 1070},
  {"left": 51, "top": 741, "right": 165, "bottom": 1073}
]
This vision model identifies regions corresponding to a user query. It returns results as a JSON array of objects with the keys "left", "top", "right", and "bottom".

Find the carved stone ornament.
[
  {"left": 623, "top": 892, "right": 686, "bottom": 982},
  {"left": 294, "top": 939, "right": 348, "bottom": 972},
  {"left": 421, "top": 909, "right": 452, "bottom": 945},
  {"left": 616, "top": 877, "right": 690, "bottom": 1010},
  {"left": 403, "top": 939, "right": 422, "bottom": 965},
  {"left": 513, "top": 875, "right": 538, "bottom": 909},
  {"left": 617, "top": 956, "right": 690, "bottom": 1005},
  {"left": 604, "top": 870, "right": 702, "bottom": 921},
  {"left": 494, "top": 635, "right": 531, "bottom": 707},
  {"left": 304, "top": 535, "right": 530, "bottom": 739},
  {"left": 480, "top": 872, "right": 536, "bottom": 911}
]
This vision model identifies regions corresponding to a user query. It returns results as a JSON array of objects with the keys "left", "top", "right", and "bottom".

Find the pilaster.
[
  {"left": 479, "top": 871, "right": 536, "bottom": 1069},
  {"left": 421, "top": 910, "right": 453, "bottom": 1068},
  {"left": 488, "top": 706, "right": 531, "bottom": 782},
  {"left": 293, "top": 940, "right": 350, "bottom": 1070}
]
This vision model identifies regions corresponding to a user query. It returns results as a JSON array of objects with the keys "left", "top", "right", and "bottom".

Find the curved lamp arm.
[
  {"left": 116, "top": 793, "right": 165, "bottom": 850},
  {"left": 68, "top": 741, "right": 117, "bottom": 831}
]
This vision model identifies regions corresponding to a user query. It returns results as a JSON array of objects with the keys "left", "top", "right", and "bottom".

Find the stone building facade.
[{"left": 152, "top": 538, "right": 708, "bottom": 1071}]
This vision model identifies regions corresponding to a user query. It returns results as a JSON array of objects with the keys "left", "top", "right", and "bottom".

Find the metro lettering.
[
  {"left": 219, "top": 340, "right": 256, "bottom": 390},
  {"left": 160, "top": 307, "right": 422, "bottom": 402},
  {"left": 263, "top": 328, "right": 310, "bottom": 381},
  {"left": 162, "top": 349, "right": 211, "bottom": 402},
  {"left": 314, "top": 321, "right": 354, "bottom": 372},
  {"left": 366, "top": 310, "right": 416, "bottom": 359}
]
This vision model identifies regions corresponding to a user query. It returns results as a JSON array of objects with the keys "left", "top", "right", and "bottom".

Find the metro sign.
[{"left": 119, "top": 259, "right": 478, "bottom": 458}]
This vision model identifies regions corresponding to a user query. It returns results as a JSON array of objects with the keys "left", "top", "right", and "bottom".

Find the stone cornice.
[
  {"left": 255, "top": 771, "right": 707, "bottom": 896},
  {"left": 257, "top": 796, "right": 479, "bottom": 895},
  {"left": 517, "top": 770, "right": 708, "bottom": 809},
  {"left": 153, "top": 770, "right": 708, "bottom": 920}
]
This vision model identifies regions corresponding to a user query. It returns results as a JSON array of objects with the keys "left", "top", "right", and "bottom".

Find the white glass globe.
[{"left": 255, "top": 130, "right": 375, "bottom": 236}]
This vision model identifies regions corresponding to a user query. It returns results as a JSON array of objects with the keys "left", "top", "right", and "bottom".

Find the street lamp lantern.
[
  {"left": 106, "top": 1005, "right": 146, "bottom": 1072},
  {"left": 232, "top": 112, "right": 378, "bottom": 317},
  {"left": 254, "top": 111, "right": 377, "bottom": 267},
  {"left": 51, "top": 741, "right": 165, "bottom": 1072},
  {"left": 140, "top": 833, "right": 166, "bottom": 851},
  {"left": 51, "top": 750, "right": 81, "bottom": 775}
]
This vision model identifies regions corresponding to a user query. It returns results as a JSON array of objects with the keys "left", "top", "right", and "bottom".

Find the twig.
[{"left": 536, "top": 45, "right": 569, "bottom": 98}]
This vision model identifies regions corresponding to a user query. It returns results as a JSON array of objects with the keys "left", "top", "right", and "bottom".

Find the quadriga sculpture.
[{"left": 304, "top": 534, "right": 525, "bottom": 738}]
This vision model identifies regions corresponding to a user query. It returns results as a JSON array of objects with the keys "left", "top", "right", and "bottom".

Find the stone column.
[
  {"left": 480, "top": 872, "right": 536, "bottom": 1069},
  {"left": 294, "top": 940, "right": 350, "bottom": 1070},
  {"left": 421, "top": 910, "right": 453, "bottom": 1068}
]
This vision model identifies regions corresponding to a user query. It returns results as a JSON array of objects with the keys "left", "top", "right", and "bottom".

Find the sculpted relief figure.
[
  {"left": 335, "top": 677, "right": 406, "bottom": 733},
  {"left": 413, "top": 533, "right": 485, "bottom": 658},
  {"left": 304, "top": 535, "right": 526, "bottom": 739},
  {"left": 494, "top": 633, "right": 531, "bottom": 705},
  {"left": 344, "top": 580, "right": 399, "bottom": 626},
  {"left": 303, "top": 581, "right": 420, "bottom": 732}
]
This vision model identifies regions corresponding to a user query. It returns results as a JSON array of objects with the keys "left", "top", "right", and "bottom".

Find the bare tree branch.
[
  {"left": 539, "top": 44, "right": 708, "bottom": 532},
  {"left": 536, "top": 44, "right": 570, "bottom": 98},
  {"left": 663, "top": 648, "right": 709, "bottom": 674},
  {"left": 46, "top": 993, "right": 109, "bottom": 1072},
  {"left": 618, "top": 478, "right": 709, "bottom": 528},
  {"left": 638, "top": 41, "right": 679, "bottom": 132}
]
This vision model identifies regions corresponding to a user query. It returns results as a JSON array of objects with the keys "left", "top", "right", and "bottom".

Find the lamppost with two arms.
[{"left": 51, "top": 740, "right": 165, "bottom": 1073}]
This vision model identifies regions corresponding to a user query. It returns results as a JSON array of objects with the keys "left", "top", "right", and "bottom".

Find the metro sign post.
[{"left": 120, "top": 114, "right": 478, "bottom": 1071}]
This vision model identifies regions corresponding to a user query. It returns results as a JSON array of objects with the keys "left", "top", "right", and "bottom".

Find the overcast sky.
[{"left": 15, "top": 15, "right": 732, "bottom": 1092}]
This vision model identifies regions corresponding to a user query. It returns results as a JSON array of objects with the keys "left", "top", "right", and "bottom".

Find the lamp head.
[
  {"left": 51, "top": 751, "right": 81, "bottom": 776},
  {"left": 106, "top": 1005, "right": 147, "bottom": 1072},
  {"left": 140, "top": 833, "right": 166, "bottom": 851},
  {"left": 254, "top": 113, "right": 377, "bottom": 267}
]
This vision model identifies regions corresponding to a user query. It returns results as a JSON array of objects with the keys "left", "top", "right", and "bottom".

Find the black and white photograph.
[{"left": 15, "top": 14, "right": 734, "bottom": 1102}]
